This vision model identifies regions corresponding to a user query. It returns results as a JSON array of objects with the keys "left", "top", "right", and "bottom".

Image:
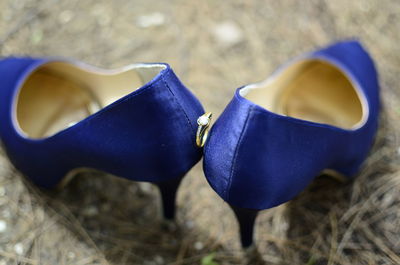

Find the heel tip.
[
  {"left": 229, "top": 204, "right": 259, "bottom": 249},
  {"left": 242, "top": 241, "right": 255, "bottom": 249},
  {"left": 244, "top": 244, "right": 256, "bottom": 253},
  {"left": 161, "top": 219, "right": 178, "bottom": 232}
]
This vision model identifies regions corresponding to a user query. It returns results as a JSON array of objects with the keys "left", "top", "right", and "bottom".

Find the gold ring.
[{"left": 196, "top": 112, "right": 212, "bottom": 148}]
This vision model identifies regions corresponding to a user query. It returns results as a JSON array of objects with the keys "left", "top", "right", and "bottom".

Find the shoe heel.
[
  {"left": 229, "top": 204, "right": 259, "bottom": 248},
  {"left": 155, "top": 177, "right": 182, "bottom": 220}
]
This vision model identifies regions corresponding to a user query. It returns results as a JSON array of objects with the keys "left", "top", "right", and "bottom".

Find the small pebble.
[
  {"left": 213, "top": 21, "right": 243, "bottom": 47},
  {"left": 0, "top": 220, "right": 6, "bottom": 232},
  {"left": 59, "top": 10, "right": 74, "bottom": 24},
  {"left": 83, "top": 206, "right": 99, "bottom": 217},
  {"left": 194, "top": 241, "right": 204, "bottom": 250},
  {"left": 31, "top": 29, "right": 43, "bottom": 44},
  {"left": 154, "top": 255, "right": 164, "bottom": 264},
  {"left": 14, "top": 243, "right": 23, "bottom": 255},
  {"left": 136, "top": 12, "right": 166, "bottom": 28},
  {"left": 0, "top": 187, "right": 5, "bottom": 196}
]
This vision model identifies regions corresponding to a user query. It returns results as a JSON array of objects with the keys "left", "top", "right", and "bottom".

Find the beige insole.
[
  {"left": 16, "top": 62, "right": 165, "bottom": 138},
  {"left": 17, "top": 71, "right": 100, "bottom": 138},
  {"left": 245, "top": 60, "right": 364, "bottom": 129}
]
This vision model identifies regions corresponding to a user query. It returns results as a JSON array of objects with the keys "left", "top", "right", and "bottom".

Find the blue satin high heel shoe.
[
  {"left": 203, "top": 41, "right": 380, "bottom": 247},
  {"left": 0, "top": 57, "right": 204, "bottom": 220}
]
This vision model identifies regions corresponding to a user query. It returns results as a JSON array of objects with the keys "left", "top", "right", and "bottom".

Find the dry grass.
[{"left": 0, "top": 0, "right": 400, "bottom": 264}]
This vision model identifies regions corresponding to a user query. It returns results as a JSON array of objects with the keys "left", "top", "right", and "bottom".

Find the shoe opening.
[
  {"left": 240, "top": 59, "right": 368, "bottom": 130},
  {"left": 15, "top": 61, "right": 166, "bottom": 138}
]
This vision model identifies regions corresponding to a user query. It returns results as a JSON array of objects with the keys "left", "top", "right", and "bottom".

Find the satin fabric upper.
[
  {"left": 0, "top": 58, "right": 204, "bottom": 188},
  {"left": 203, "top": 41, "right": 380, "bottom": 210}
]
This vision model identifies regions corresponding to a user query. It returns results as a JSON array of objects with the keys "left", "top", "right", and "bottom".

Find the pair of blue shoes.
[{"left": 0, "top": 41, "right": 380, "bottom": 248}]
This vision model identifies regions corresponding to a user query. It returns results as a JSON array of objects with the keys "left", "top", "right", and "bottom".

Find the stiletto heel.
[
  {"left": 203, "top": 41, "right": 380, "bottom": 248},
  {"left": 230, "top": 204, "right": 259, "bottom": 248},
  {"left": 155, "top": 177, "right": 182, "bottom": 220},
  {"left": 0, "top": 58, "right": 204, "bottom": 223}
]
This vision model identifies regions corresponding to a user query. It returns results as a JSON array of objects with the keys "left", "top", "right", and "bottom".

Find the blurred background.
[{"left": 0, "top": 0, "right": 400, "bottom": 264}]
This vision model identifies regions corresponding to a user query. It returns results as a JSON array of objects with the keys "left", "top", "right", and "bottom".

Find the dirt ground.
[{"left": 0, "top": 0, "right": 400, "bottom": 264}]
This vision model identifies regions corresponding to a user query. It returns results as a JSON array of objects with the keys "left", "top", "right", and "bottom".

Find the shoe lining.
[
  {"left": 15, "top": 62, "right": 165, "bottom": 138},
  {"left": 241, "top": 60, "right": 366, "bottom": 130}
]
